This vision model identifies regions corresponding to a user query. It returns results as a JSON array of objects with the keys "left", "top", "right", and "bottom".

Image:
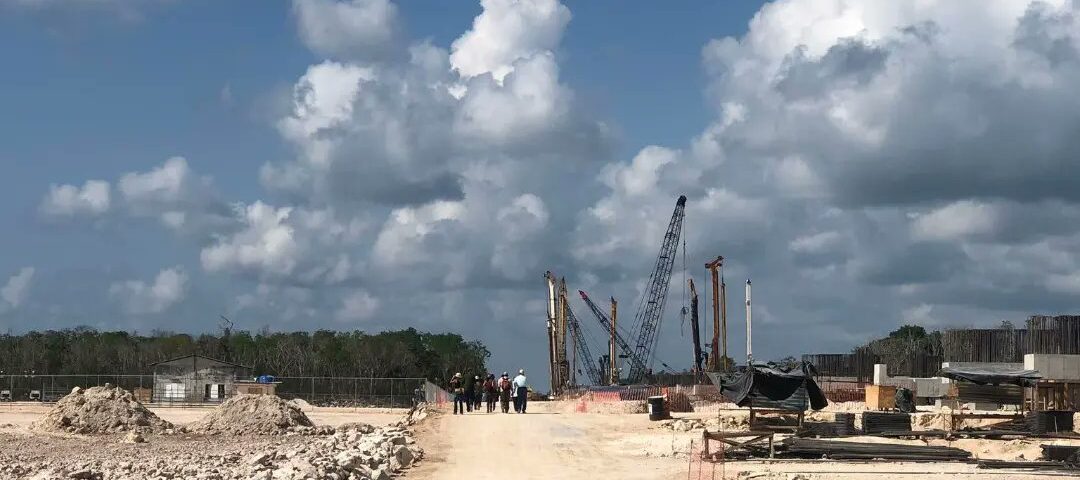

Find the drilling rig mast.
[
  {"left": 688, "top": 279, "right": 703, "bottom": 377},
  {"left": 705, "top": 256, "right": 728, "bottom": 371},
  {"left": 544, "top": 271, "right": 571, "bottom": 396}
]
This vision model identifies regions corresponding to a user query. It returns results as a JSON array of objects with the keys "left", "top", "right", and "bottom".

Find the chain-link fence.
[
  {"left": 273, "top": 377, "right": 428, "bottom": 407},
  {"left": 0, "top": 375, "right": 440, "bottom": 408},
  {"left": 0, "top": 374, "right": 152, "bottom": 402}
]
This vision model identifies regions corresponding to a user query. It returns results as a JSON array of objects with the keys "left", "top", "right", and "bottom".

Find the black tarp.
[
  {"left": 708, "top": 362, "right": 828, "bottom": 411},
  {"left": 938, "top": 367, "right": 1041, "bottom": 387},
  {"left": 895, "top": 387, "right": 915, "bottom": 413}
]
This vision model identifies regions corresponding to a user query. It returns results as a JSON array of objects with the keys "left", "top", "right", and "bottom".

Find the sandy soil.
[
  {"left": 407, "top": 401, "right": 1080, "bottom": 480},
  {"left": 0, "top": 402, "right": 406, "bottom": 429},
  {"left": 407, "top": 402, "right": 687, "bottom": 480}
]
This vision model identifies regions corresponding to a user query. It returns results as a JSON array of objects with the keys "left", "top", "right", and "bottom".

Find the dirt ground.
[
  {"left": 0, "top": 401, "right": 410, "bottom": 478},
  {"left": 3, "top": 400, "right": 1080, "bottom": 479},
  {"left": 406, "top": 401, "right": 1080, "bottom": 480}
]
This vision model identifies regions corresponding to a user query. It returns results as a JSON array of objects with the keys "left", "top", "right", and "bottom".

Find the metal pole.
[
  {"left": 610, "top": 297, "right": 618, "bottom": 385},
  {"left": 720, "top": 273, "right": 727, "bottom": 370},
  {"left": 710, "top": 265, "right": 720, "bottom": 370},
  {"left": 745, "top": 279, "right": 753, "bottom": 366},
  {"left": 545, "top": 272, "right": 559, "bottom": 396}
]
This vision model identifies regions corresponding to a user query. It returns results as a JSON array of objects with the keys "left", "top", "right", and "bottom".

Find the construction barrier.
[
  {"left": 816, "top": 379, "right": 865, "bottom": 403},
  {"left": 563, "top": 384, "right": 729, "bottom": 413},
  {"left": 423, "top": 380, "right": 451, "bottom": 408}
]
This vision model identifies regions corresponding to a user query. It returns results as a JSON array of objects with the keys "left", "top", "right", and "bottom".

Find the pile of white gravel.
[
  {"left": 5, "top": 404, "right": 433, "bottom": 480},
  {"left": 190, "top": 394, "right": 320, "bottom": 435},
  {"left": 32, "top": 385, "right": 173, "bottom": 434}
]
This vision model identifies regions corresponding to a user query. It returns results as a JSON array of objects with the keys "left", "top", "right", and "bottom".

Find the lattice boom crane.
[
  {"left": 566, "top": 305, "right": 603, "bottom": 385},
  {"left": 578, "top": 290, "right": 649, "bottom": 377},
  {"left": 626, "top": 195, "right": 686, "bottom": 383}
]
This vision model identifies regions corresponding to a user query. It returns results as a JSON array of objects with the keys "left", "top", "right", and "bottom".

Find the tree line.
[{"left": 0, "top": 326, "right": 489, "bottom": 385}]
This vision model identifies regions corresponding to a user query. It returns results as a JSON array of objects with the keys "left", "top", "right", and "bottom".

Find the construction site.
[
  {"left": 2, "top": 194, "right": 1080, "bottom": 480},
  {"left": 7, "top": 0, "right": 1080, "bottom": 477}
]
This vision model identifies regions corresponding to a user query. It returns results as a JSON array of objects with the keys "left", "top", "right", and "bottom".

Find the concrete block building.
[{"left": 150, "top": 355, "right": 252, "bottom": 403}]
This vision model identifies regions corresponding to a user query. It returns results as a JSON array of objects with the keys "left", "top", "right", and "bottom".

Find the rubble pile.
[
  {"left": 4, "top": 405, "right": 432, "bottom": 480},
  {"left": 190, "top": 394, "right": 320, "bottom": 435},
  {"left": 4, "top": 424, "right": 423, "bottom": 480},
  {"left": 32, "top": 385, "right": 173, "bottom": 434},
  {"left": 398, "top": 403, "right": 430, "bottom": 427}
]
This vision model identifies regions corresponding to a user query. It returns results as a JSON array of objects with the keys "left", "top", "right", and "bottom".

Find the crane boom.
[
  {"left": 626, "top": 195, "right": 687, "bottom": 383},
  {"left": 578, "top": 290, "right": 649, "bottom": 378},
  {"left": 567, "top": 305, "right": 603, "bottom": 385}
]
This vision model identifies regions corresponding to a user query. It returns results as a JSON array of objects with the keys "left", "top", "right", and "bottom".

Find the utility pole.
[
  {"left": 705, "top": 256, "right": 727, "bottom": 371},
  {"left": 609, "top": 297, "right": 618, "bottom": 385}
]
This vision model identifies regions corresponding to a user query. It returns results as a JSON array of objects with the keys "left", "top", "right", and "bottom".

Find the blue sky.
[
  {"left": 4, "top": 0, "right": 1080, "bottom": 387},
  {"left": 1, "top": 0, "right": 762, "bottom": 286}
]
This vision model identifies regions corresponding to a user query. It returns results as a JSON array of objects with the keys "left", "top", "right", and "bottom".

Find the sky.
[{"left": 4, "top": 0, "right": 1080, "bottom": 388}]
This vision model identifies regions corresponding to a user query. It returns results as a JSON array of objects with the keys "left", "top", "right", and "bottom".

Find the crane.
[
  {"left": 625, "top": 195, "right": 687, "bottom": 383},
  {"left": 578, "top": 290, "right": 649, "bottom": 377},
  {"left": 566, "top": 305, "right": 603, "bottom": 385}
]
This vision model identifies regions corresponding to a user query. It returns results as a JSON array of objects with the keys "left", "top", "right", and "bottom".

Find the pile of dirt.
[
  {"left": 33, "top": 385, "right": 172, "bottom": 434},
  {"left": 190, "top": 394, "right": 315, "bottom": 435}
]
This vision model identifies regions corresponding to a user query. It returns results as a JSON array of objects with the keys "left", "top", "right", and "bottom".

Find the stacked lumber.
[{"left": 781, "top": 438, "right": 970, "bottom": 461}]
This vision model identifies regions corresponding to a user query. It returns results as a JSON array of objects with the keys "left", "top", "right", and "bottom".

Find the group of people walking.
[{"left": 448, "top": 369, "right": 529, "bottom": 414}]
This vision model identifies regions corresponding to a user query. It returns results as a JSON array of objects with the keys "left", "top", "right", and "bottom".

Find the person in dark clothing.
[
  {"left": 463, "top": 375, "right": 476, "bottom": 412},
  {"left": 498, "top": 372, "right": 512, "bottom": 413},
  {"left": 449, "top": 373, "right": 465, "bottom": 415},
  {"left": 483, "top": 374, "right": 497, "bottom": 413},
  {"left": 477, "top": 374, "right": 486, "bottom": 412}
]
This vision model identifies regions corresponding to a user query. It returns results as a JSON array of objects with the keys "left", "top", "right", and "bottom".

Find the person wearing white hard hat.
[
  {"left": 449, "top": 373, "right": 465, "bottom": 415},
  {"left": 512, "top": 369, "right": 528, "bottom": 413}
]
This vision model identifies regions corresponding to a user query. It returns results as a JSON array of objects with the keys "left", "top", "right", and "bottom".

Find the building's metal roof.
[{"left": 149, "top": 354, "right": 251, "bottom": 370}]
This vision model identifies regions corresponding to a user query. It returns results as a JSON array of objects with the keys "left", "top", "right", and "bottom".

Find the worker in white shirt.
[{"left": 512, "top": 369, "right": 528, "bottom": 414}]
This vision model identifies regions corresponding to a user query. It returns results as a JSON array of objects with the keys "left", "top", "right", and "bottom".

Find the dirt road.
[
  {"left": 408, "top": 403, "right": 687, "bottom": 480},
  {"left": 407, "top": 402, "right": 1079, "bottom": 480}
]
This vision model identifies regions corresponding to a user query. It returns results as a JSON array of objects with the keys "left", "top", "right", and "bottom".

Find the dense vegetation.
[{"left": 0, "top": 327, "right": 489, "bottom": 385}]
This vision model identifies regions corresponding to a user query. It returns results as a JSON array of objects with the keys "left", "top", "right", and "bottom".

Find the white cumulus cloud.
[
  {"left": 201, "top": 202, "right": 300, "bottom": 278},
  {"left": 293, "top": 0, "right": 400, "bottom": 60},
  {"left": 1, "top": 267, "right": 35, "bottom": 310},
  {"left": 335, "top": 289, "right": 380, "bottom": 322},
  {"left": 109, "top": 267, "right": 187, "bottom": 315},
  {"left": 450, "top": 0, "right": 570, "bottom": 82},
  {"left": 40, "top": 180, "right": 111, "bottom": 217}
]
